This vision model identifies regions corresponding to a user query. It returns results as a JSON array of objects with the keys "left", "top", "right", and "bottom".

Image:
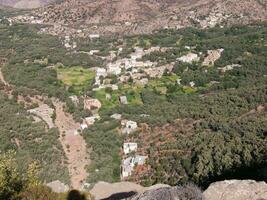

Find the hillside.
[
  {"left": 0, "top": 0, "right": 57, "bottom": 8},
  {"left": 31, "top": 0, "right": 267, "bottom": 35},
  {"left": 0, "top": 1, "right": 267, "bottom": 199}
]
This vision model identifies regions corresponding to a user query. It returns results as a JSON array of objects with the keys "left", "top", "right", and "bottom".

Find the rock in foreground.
[
  {"left": 204, "top": 180, "right": 267, "bottom": 200},
  {"left": 130, "top": 184, "right": 203, "bottom": 200}
]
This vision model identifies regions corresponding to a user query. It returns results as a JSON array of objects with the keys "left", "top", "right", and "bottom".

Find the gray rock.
[
  {"left": 204, "top": 180, "right": 267, "bottom": 200},
  {"left": 130, "top": 184, "right": 203, "bottom": 200},
  {"left": 46, "top": 180, "right": 69, "bottom": 193}
]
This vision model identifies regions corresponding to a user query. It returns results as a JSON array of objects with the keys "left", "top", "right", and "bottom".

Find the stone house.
[
  {"left": 84, "top": 114, "right": 100, "bottom": 126},
  {"left": 121, "top": 120, "right": 138, "bottom": 134},
  {"left": 202, "top": 49, "right": 224, "bottom": 66},
  {"left": 123, "top": 143, "right": 138, "bottom": 154},
  {"left": 84, "top": 98, "right": 102, "bottom": 111},
  {"left": 121, "top": 155, "right": 147, "bottom": 178},
  {"left": 177, "top": 53, "right": 199, "bottom": 63}
]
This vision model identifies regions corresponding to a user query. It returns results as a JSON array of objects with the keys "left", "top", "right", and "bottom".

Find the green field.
[
  {"left": 94, "top": 84, "right": 143, "bottom": 111},
  {"left": 56, "top": 66, "right": 95, "bottom": 94},
  {"left": 147, "top": 74, "right": 179, "bottom": 94}
]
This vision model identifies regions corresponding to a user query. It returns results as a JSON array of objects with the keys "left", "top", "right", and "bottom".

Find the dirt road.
[
  {"left": 53, "top": 99, "right": 90, "bottom": 189},
  {"left": 0, "top": 68, "right": 9, "bottom": 86}
]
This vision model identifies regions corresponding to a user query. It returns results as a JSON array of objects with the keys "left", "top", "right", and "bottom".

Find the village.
[
  {"left": 69, "top": 45, "right": 228, "bottom": 180},
  {"left": 41, "top": 35, "right": 230, "bottom": 180},
  {"left": 2, "top": 11, "right": 244, "bottom": 184}
]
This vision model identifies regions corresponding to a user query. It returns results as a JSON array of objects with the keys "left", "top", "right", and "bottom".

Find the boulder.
[
  {"left": 204, "top": 180, "right": 267, "bottom": 200},
  {"left": 90, "top": 181, "right": 145, "bottom": 200},
  {"left": 46, "top": 180, "right": 69, "bottom": 193},
  {"left": 90, "top": 182, "right": 202, "bottom": 200},
  {"left": 130, "top": 184, "right": 203, "bottom": 200}
]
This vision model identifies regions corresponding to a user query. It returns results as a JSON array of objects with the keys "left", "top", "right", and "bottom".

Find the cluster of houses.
[
  {"left": 176, "top": 48, "right": 224, "bottom": 67},
  {"left": 68, "top": 96, "right": 102, "bottom": 131},
  {"left": 80, "top": 97, "right": 102, "bottom": 130},
  {"left": 8, "top": 14, "right": 101, "bottom": 39},
  {"left": 80, "top": 114, "right": 101, "bottom": 130},
  {"left": 91, "top": 46, "right": 174, "bottom": 91},
  {"left": 8, "top": 15, "right": 43, "bottom": 25},
  {"left": 63, "top": 35, "right": 77, "bottom": 49},
  {"left": 186, "top": 10, "right": 230, "bottom": 29},
  {"left": 177, "top": 52, "right": 200, "bottom": 63},
  {"left": 119, "top": 119, "right": 148, "bottom": 178}
]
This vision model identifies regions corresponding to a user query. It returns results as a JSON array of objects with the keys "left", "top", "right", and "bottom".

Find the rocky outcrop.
[
  {"left": 90, "top": 180, "right": 267, "bottom": 200},
  {"left": 90, "top": 182, "right": 203, "bottom": 200},
  {"left": 204, "top": 180, "right": 267, "bottom": 200},
  {"left": 90, "top": 182, "right": 170, "bottom": 200},
  {"left": 130, "top": 184, "right": 203, "bottom": 200}
]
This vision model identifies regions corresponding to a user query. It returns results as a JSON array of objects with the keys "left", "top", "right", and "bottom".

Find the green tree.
[{"left": 0, "top": 151, "right": 23, "bottom": 200}]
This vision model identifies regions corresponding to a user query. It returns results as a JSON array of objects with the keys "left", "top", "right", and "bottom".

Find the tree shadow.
[{"left": 67, "top": 190, "right": 87, "bottom": 200}]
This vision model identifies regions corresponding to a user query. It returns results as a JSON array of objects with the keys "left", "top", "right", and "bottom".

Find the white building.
[
  {"left": 96, "top": 68, "right": 107, "bottom": 77},
  {"left": 121, "top": 158, "right": 133, "bottom": 178},
  {"left": 177, "top": 53, "right": 199, "bottom": 63},
  {"left": 80, "top": 123, "right": 88, "bottom": 130},
  {"left": 123, "top": 143, "right": 138, "bottom": 154},
  {"left": 121, "top": 120, "right": 138, "bottom": 134},
  {"left": 89, "top": 34, "right": 100, "bottom": 39},
  {"left": 84, "top": 114, "right": 100, "bottom": 126},
  {"left": 121, "top": 155, "right": 147, "bottom": 178},
  {"left": 107, "top": 64, "right": 122, "bottom": 75}
]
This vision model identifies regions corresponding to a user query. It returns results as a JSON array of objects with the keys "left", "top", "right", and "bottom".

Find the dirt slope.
[{"left": 53, "top": 100, "right": 90, "bottom": 189}]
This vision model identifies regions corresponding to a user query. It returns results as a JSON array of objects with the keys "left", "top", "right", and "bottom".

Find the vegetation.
[
  {"left": 56, "top": 66, "right": 95, "bottom": 95},
  {"left": 113, "top": 23, "right": 267, "bottom": 187},
  {"left": 93, "top": 84, "right": 143, "bottom": 111},
  {"left": 0, "top": 92, "right": 69, "bottom": 183},
  {"left": 83, "top": 120, "right": 122, "bottom": 183},
  {"left": 0, "top": 151, "right": 93, "bottom": 200},
  {"left": 55, "top": 23, "right": 267, "bottom": 186},
  {"left": 0, "top": 23, "right": 101, "bottom": 98}
]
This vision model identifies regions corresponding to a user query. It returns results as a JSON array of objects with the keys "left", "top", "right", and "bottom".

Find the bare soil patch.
[{"left": 53, "top": 99, "right": 90, "bottom": 189}]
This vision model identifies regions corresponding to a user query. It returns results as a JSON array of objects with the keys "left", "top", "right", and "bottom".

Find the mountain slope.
[
  {"left": 33, "top": 0, "right": 267, "bottom": 35},
  {"left": 0, "top": 0, "right": 57, "bottom": 8}
]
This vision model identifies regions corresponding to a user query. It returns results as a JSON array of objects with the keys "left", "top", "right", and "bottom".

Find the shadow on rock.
[{"left": 101, "top": 191, "right": 137, "bottom": 200}]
